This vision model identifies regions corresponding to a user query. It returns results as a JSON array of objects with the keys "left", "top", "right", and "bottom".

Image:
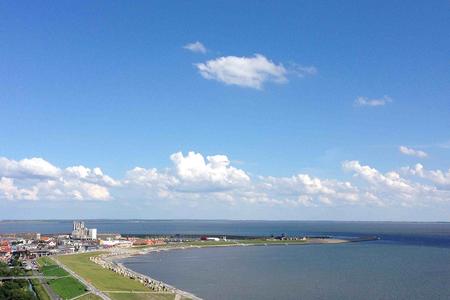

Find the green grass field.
[
  {"left": 47, "top": 276, "right": 87, "bottom": 299},
  {"left": 37, "top": 256, "right": 87, "bottom": 299},
  {"left": 41, "top": 264, "right": 69, "bottom": 277},
  {"left": 58, "top": 252, "right": 176, "bottom": 300},
  {"left": 37, "top": 256, "right": 57, "bottom": 267}
]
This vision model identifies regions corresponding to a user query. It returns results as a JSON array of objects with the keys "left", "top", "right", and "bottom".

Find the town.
[
  {"left": 0, "top": 221, "right": 169, "bottom": 264},
  {"left": 0, "top": 221, "right": 348, "bottom": 300},
  {"left": 0, "top": 221, "right": 212, "bottom": 300}
]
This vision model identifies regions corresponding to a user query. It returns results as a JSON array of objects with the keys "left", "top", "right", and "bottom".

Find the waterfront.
[
  {"left": 121, "top": 242, "right": 450, "bottom": 300},
  {"left": 1, "top": 220, "right": 450, "bottom": 299},
  {"left": 1, "top": 220, "right": 449, "bottom": 248}
]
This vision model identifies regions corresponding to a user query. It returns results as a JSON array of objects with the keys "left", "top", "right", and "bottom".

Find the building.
[
  {"left": 71, "top": 221, "right": 97, "bottom": 240},
  {"left": 100, "top": 239, "right": 133, "bottom": 248},
  {"left": 0, "top": 240, "right": 12, "bottom": 262},
  {"left": 88, "top": 228, "right": 97, "bottom": 240},
  {"left": 200, "top": 236, "right": 223, "bottom": 241}
]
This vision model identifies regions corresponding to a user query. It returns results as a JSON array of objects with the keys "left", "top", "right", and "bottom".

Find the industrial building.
[{"left": 71, "top": 221, "right": 97, "bottom": 240}]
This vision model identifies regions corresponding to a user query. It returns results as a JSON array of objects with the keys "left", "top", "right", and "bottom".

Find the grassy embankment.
[
  {"left": 37, "top": 256, "right": 87, "bottom": 299},
  {"left": 58, "top": 252, "right": 177, "bottom": 300}
]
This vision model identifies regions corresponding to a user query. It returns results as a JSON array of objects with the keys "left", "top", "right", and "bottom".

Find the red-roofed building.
[{"left": 0, "top": 240, "right": 12, "bottom": 262}]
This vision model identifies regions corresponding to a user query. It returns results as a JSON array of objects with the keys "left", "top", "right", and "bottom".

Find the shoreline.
[{"left": 93, "top": 237, "right": 363, "bottom": 299}]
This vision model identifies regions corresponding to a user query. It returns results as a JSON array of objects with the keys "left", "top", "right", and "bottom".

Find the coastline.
[
  {"left": 106, "top": 237, "right": 352, "bottom": 262},
  {"left": 96, "top": 237, "right": 357, "bottom": 299}
]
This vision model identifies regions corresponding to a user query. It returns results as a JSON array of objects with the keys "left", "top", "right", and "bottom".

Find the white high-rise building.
[{"left": 88, "top": 228, "right": 97, "bottom": 240}]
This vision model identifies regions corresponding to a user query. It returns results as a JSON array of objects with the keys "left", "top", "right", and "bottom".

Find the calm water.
[
  {"left": 121, "top": 243, "right": 450, "bottom": 300},
  {"left": 1, "top": 220, "right": 450, "bottom": 299}
]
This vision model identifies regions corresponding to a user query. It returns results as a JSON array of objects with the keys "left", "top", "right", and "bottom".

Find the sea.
[{"left": 1, "top": 220, "right": 449, "bottom": 299}]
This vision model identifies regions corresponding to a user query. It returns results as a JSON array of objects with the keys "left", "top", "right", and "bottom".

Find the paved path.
[{"left": 51, "top": 256, "right": 111, "bottom": 300}]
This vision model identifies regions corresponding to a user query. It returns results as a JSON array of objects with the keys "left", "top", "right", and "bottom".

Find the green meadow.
[{"left": 58, "top": 252, "right": 177, "bottom": 300}]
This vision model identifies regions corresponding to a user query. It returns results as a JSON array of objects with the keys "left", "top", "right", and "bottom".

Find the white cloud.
[
  {"left": 183, "top": 41, "right": 207, "bottom": 54},
  {"left": 170, "top": 152, "right": 250, "bottom": 191},
  {"left": 123, "top": 155, "right": 391, "bottom": 207},
  {"left": 0, "top": 157, "right": 60, "bottom": 179},
  {"left": 0, "top": 157, "right": 115, "bottom": 201},
  {"left": 257, "top": 173, "right": 368, "bottom": 206},
  {"left": 1, "top": 153, "right": 449, "bottom": 208},
  {"left": 195, "top": 54, "right": 287, "bottom": 89},
  {"left": 64, "top": 166, "right": 120, "bottom": 187},
  {"left": 342, "top": 160, "right": 449, "bottom": 206},
  {"left": 399, "top": 146, "right": 428, "bottom": 158},
  {"left": 343, "top": 160, "right": 413, "bottom": 192},
  {"left": 403, "top": 164, "right": 450, "bottom": 186},
  {"left": 0, "top": 177, "right": 38, "bottom": 201},
  {"left": 124, "top": 151, "right": 250, "bottom": 196},
  {"left": 354, "top": 95, "right": 392, "bottom": 107}
]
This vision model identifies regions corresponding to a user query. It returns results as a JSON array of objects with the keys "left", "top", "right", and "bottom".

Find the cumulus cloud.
[
  {"left": 399, "top": 146, "right": 428, "bottom": 158},
  {"left": 0, "top": 157, "right": 60, "bottom": 179},
  {"left": 170, "top": 152, "right": 250, "bottom": 191},
  {"left": 183, "top": 41, "right": 207, "bottom": 54},
  {"left": 343, "top": 160, "right": 413, "bottom": 192},
  {"left": 403, "top": 164, "right": 450, "bottom": 186},
  {"left": 0, "top": 157, "right": 115, "bottom": 201},
  {"left": 64, "top": 166, "right": 120, "bottom": 187},
  {"left": 1, "top": 153, "right": 449, "bottom": 208},
  {"left": 195, "top": 54, "right": 288, "bottom": 89},
  {"left": 0, "top": 177, "right": 38, "bottom": 201},
  {"left": 354, "top": 95, "right": 392, "bottom": 107},
  {"left": 123, "top": 153, "right": 449, "bottom": 207},
  {"left": 342, "top": 160, "right": 449, "bottom": 206},
  {"left": 256, "top": 173, "right": 369, "bottom": 206}
]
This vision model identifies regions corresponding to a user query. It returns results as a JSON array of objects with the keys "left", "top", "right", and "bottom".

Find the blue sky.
[{"left": 1, "top": 1, "right": 449, "bottom": 221}]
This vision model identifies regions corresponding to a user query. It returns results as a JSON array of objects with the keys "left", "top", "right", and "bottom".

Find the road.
[{"left": 50, "top": 256, "right": 111, "bottom": 300}]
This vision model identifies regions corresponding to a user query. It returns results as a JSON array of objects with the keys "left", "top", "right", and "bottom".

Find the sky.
[{"left": 1, "top": 1, "right": 449, "bottom": 221}]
